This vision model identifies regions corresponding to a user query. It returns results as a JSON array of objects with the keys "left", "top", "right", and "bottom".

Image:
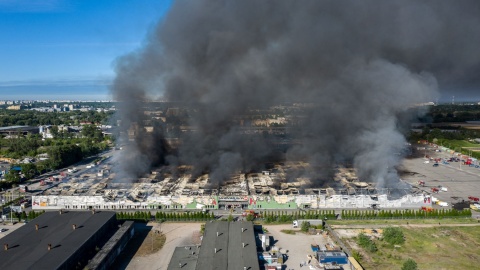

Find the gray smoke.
[{"left": 112, "top": 1, "right": 480, "bottom": 187}]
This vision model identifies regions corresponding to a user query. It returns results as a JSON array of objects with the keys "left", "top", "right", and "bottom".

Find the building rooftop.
[
  {"left": 196, "top": 221, "right": 259, "bottom": 270},
  {"left": 0, "top": 125, "right": 38, "bottom": 131},
  {"left": 0, "top": 210, "right": 116, "bottom": 270},
  {"left": 168, "top": 246, "right": 201, "bottom": 270}
]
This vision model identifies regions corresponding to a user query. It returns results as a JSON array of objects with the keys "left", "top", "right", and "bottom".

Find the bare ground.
[{"left": 121, "top": 222, "right": 202, "bottom": 270}]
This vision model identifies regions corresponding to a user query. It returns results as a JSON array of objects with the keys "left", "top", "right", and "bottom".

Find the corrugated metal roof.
[{"left": 195, "top": 221, "right": 259, "bottom": 270}]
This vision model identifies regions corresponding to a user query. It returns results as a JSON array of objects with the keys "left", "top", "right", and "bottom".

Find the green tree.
[
  {"left": 301, "top": 221, "right": 310, "bottom": 232},
  {"left": 5, "top": 169, "right": 20, "bottom": 183},
  {"left": 401, "top": 258, "right": 418, "bottom": 270},
  {"left": 352, "top": 250, "right": 363, "bottom": 262},
  {"left": 50, "top": 126, "right": 59, "bottom": 139},
  {"left": 357, "top": 233, "right": 377, "bottom": 252},
  {"left": 383, "top": 227, "right": 405, "bottom": 245},
  {"left": 228, "top": 214, "right": 233, "bottom": 222},
  {"left": 21, "top": 163, "right": 38, "bottom": 179},
  {"left": 47, "top": 144, "right": 83, "bottom": 169}
]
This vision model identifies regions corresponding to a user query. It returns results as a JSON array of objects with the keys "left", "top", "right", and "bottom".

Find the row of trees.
[
  {"left": 156, "top": 211, "right": 215, "bottom": 221},
  {"left": 262, "top": 210, "right": 336, "bottom": 223},
  {"left": 116, "top": 211, "right": 216, "bottom": 222},
  {"left": 409, "top": 127, "right": 480, "bottom": 143},
  {"left": 0, "top": 109, "right": 113, "bottom": 127},
  {"left": 341, "top": 208, "right": 472, "bottom": 220},
  {"left": 2, "top": 140, "right": 108, "bottom": 188},
  {"left": 0, "top": 133, "right": 109, "bottom": 159},
  {"left": 7, "top": 210, "right": 45, "bottom": 222}
]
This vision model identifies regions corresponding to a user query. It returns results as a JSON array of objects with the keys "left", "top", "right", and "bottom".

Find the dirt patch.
[
  {"left": 124, "top": 222, "right": 202, "bottom": 270},
  {"left": 135, "top": 231, "right": 166, "bottom": 257},
  {"left": 335, "top": 229, "right": 361, "bottom": 238},
  {"left": 191, "top": 230, "right": 202, "bottom": 245},
  {"left": 335, "top": 228, "right": 383, "bottom": 239}
]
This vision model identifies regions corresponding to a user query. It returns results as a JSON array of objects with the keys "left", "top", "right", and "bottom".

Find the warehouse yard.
[
  {"left": 264, "top": 224, "right": 332, "bottom": 269},
  {"left": 335, "top": 223, "right": 480, "bottom": 270}
]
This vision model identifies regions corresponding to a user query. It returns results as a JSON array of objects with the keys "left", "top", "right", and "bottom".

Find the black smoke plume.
[{"left": 112, "top": 1, "right": 480, "bottom": 187}]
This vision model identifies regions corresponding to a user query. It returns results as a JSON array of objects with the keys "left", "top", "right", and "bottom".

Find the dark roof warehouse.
[{"left": 0, "top": 210, "right": 117, "bottom": 270}]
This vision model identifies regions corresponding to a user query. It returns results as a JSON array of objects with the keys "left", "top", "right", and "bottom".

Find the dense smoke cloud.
[{"left": 112, "top": 1, "right": 480, "bottom": 187}]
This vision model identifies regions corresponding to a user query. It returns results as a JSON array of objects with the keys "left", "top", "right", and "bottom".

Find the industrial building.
[
  {"left": 32, "top": 193, "right": 431, "bottom": 211},
  {"left": 167, "top": 221, "right": 260, "bottom": 270},
  {"left": 0, "top": 125, "right": 39, "bottom": 136},
  {"left": 30, "top": 159, "right": 432, "bottom": 212},
  {"left": 0, "top": 210, "right": 120, "bottom": 270},
  {"left": 86, "top": 220, "right": 135, "bottom": 270}
]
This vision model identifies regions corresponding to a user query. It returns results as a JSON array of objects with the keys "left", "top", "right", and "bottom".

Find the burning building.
[{"left": 107, "top": 1, "right": 480, "bottom": 201}]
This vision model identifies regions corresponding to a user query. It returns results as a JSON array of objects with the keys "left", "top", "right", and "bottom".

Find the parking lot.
[{"left": 401, "top": 148, "right": 480, "bottom": 207}]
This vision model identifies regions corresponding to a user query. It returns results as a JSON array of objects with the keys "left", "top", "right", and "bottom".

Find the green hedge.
[
  {"left": 341, "top": 208, "right": 471, "bottom": 220},
  {"left": 116, "top": 211, "right": 215, "bottom": 222},
  {"left": 263, "top": 210, "right": 336, "bottom": 223}
]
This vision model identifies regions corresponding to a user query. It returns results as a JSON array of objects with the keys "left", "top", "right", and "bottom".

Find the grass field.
[
  {"left": 438, "top": 139, "right": 480, "bottom": 158},
  {"left": 280, "top": 229, "right": 296, "bottom": 235},
  {"left": 352, "top": 226, "right": 480, "bottom": 270},
  {"left": 439, "top": 139, "right": 479, "bottom": 149},
  {"left": 328, "top": 218, "right": 479, "bottom": 227}
]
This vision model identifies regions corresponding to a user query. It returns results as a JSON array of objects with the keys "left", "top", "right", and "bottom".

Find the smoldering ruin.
[{"left": 110, "top": 1, "right": 480, "bottom": 196}]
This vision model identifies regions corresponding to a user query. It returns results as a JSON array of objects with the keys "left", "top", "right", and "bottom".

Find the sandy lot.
[{"left": 125, "top": 222, "right": 202, "bottom": 270}]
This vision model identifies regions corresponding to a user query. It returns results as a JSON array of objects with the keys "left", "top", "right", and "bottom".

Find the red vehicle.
[
  {"left": 431, "top": 187, "right": 439, "bottom": 193},
  {"left": 421, "top": 206, "right": 434, "bottom": 212},
  {"left": 242, "top": 210, "right": 260, "bottom": 218},
  {"left": 418, "top": 181, "right": 425, "bottom": 187},
  {"left": 468, "top": 196, "right": 479, "bottom": 202},
  {"left": 464, "top": 159, "right": 473, "bottom": 165}
]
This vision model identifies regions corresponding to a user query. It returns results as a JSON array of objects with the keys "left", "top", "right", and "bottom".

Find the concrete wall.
[{"left": 86, "top": 221, "right": 135, "bottom": 270}]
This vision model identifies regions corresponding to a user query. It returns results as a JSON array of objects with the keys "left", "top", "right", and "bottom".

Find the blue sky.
[{"left": 0, "top": 0, "right": 171, "bottom": 100}]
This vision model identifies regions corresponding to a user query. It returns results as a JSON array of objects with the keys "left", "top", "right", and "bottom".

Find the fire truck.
[{"left": 242, "top": 210, "right": 260, "bottom": 218}]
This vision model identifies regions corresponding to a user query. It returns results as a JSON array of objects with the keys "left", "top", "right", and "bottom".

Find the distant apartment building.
[{"left": 6, "top": 105, "right": 23, "bottom": 110}]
